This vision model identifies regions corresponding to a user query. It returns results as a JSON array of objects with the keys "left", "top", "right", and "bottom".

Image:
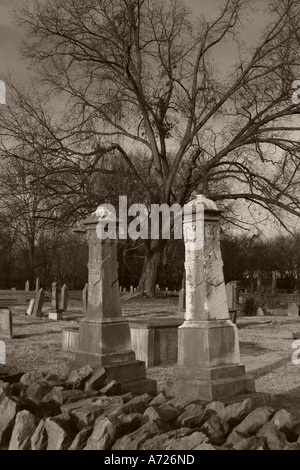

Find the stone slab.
[
  {"left": 0, "top": 309, "right": 13, "bottom": 339},
  {"left": 49, "top": 312, "right": 63, "bottom": 321},
  {"left": 62, "top": 328, "right": 79, "bottom": 352},
  {"left": 167, "top": 374, "right": 255, "bottom": 402}
]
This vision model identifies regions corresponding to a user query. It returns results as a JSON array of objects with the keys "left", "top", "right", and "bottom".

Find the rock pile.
[{"left": 0, "top": 366, "right": 299, "bottom": 450}]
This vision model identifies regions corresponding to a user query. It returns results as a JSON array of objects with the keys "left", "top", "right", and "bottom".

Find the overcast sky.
[{"left": 0, "top": 0, "right": 270, "bottom": 84}]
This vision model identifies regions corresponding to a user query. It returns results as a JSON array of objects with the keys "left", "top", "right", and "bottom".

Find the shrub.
[{"left": 239, "top": 296, "right": 261, "bottom": 317}]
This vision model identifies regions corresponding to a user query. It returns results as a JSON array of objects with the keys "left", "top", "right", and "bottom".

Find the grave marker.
[
  {"left": 35, "top": 278, "right": 40, "bottom": 292},
  {"left": 49, "top": 282, "right": 63, "bottom": 320},
  {"left": 60, "top": 284, "right": 68, "bottom": 312},
  {"left": 82, "top": 283, "right": 88, "bottom": 313},
  {"left": 167, "top": 195, "right": 255, "bottom": 401},
  {"left": 68, "top": 210, "right": 157, "bottom": 395},
  {"left": 26, "top": 298, "right": 35, "bottom": 316},
  {"left": 32, "top": 288, "right": 44, "bottom": 318},
  {"left": 0, "top": 309, "right": 13, "bottom": 339}
]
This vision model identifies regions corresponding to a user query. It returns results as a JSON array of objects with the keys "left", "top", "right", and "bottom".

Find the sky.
[{"left": 0, "top": 0, "right": 270, "bottom": 84}]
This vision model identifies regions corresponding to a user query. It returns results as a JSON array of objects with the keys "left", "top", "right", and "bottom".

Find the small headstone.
[
  {"left": 0, "top": 309, "right": 13, "bottom": 339},
  {"left": 156, "top": 284, "right": 160, "bottom": 292},
  {"left": 257, "top": 308, "right": 264, "bottom": 317},
  {"left": 49, "top": 312, "right": 63, "bottom": 321},
  {"left": 82, "top": 283, "right": 88, "bottom": 313},
  {"left": 130, "top": 286, "right": 134, "bottom": 293},
  {"left": 60, "top": 284, "right": 68, "bottom": 312},
  {"left": 25, "top": 281, "right": 30, "bottom": 292},
  {"left": 226, "top": 284, "right": 235, "bottom": 309},
  {"left": 178, "top": 270, "right": 186, "bottom": 312},
  {"left": 26, "top": 299, "right": 35, "bottom": 316},
  {"left": 11, "top": 288, "right": 16, "bottom": 291},
  {"left": 0, "top": 340, "right": 5, "bottom": 364},
  {"left": 134, "top": 288, "right": 137, "bottom": 293},
  {"left": 288, "top": 303, "right": 299, "bottom": 317},
  {"left": 32, "top": 289, "right": 45, "bottom": 318},
  {"left": 35, "top": 278, "right": 40, "bottom": 292}
]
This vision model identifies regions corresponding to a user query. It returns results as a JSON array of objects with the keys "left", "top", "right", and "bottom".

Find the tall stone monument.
[
  {"left": 167, "top": 195, "right": 255, "bottom": 401},
  {"left": 70, "top": 211, "right": 157, "bottom": 395}
]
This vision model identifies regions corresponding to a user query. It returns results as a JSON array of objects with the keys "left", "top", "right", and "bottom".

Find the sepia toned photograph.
[{"left": 1, "top": 0, "right": 300, "bottom": 454}]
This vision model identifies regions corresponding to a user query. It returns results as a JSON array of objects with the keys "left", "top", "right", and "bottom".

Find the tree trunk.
[{"left": 137, "top": 239, "right": 167, "bottom": 297}]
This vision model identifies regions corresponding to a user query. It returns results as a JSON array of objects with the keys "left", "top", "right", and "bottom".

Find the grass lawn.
[{"left": 3, "top": 295, "right": 300, "bottom": 415}]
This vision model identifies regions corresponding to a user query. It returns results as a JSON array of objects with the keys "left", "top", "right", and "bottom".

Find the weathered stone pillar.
[
  {"left": 49, "top": 282, "right": 62, "bottom": 320},
  {"left": 167, "top": 195, "right": 255, "bottom": 401},
  {"left": 69, "top": 211, "right": 157, "bottom": 395}
]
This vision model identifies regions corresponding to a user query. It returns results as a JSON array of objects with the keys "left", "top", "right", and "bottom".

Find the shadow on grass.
[
  {"left": 251, "top": 355, "right": 292, "bottom": 379},
  {"left": 240, "top": 341, "right": 270, "bottom": 356},
  {"left": 15, "top": 330, "right": 60, "bottom": 339}
]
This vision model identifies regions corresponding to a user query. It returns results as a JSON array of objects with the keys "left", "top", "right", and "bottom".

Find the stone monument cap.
[
  {"left": 82, "top": 208, "right": 119, "bottom": 228},
  {"left": 186, "top": 195, "right": 221, "bottom": 213}
]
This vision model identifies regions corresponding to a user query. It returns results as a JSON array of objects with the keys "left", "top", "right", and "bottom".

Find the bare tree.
[{"left": 1, "top": 0, "right": 300, "bottom": 295}]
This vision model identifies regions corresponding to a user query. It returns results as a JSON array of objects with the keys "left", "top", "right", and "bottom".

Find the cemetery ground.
[{"left": 4, "top": 294, "right": 300, "bottom": 418}]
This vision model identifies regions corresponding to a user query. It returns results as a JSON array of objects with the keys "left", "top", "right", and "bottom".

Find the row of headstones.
[
  {"left": 0, "top": 283, "right": 69, "bottom": 341},
  {"left": 119, "top": 286, "right": 179, "bottom": 294},
  {"left": 26, "top": 282, "right": 68, "bottom": 319},
  {"left": 25, "top": 278, "right": 42, "bottom": 292}
]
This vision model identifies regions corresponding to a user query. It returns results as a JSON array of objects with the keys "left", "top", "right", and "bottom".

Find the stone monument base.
[
  {"left": 167, "top": 364, "right": 255, "bottom": 402},
  {"left": 167, "top": 319, "right": 255, "bottom": 401},
  {"left": 68, "top": 318, "right": 157, "bottom": 396},
  {"left": 69, "top": 355, "right": 157, "bottom": 396}
]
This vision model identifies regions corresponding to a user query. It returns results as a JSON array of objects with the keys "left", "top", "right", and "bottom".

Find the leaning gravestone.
[
  {"left": 167, "top": 195, "right": 255, "bottom": 401},
  {"left": 26, "top": 298, "right": 35, "bottom": 316},
  {"left": 288, "top": 303, "right": 299, "bottom": 317},
  {"left": 32, "top": 288, "right": 44, "bottom": 318},
  {"left": 0, "top": 309, "right": 13, "bottom": 339},
  {"left": 68, "top": 210, "right": 157, "bottom": 395}
]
